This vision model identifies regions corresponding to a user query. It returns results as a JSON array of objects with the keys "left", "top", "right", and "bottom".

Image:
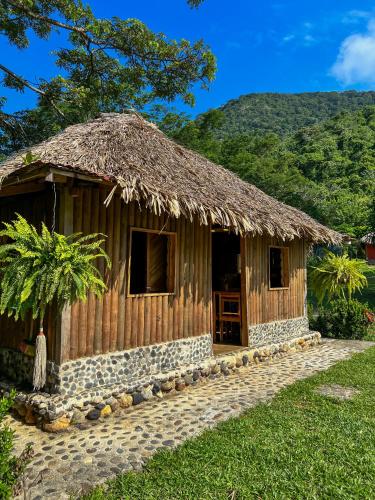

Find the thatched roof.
[
  {"left": 361, "top": 233, "right": 375, "bottom": 245},
  {"left": 0, "top": 113, "right": 341, "bottom": 243}
]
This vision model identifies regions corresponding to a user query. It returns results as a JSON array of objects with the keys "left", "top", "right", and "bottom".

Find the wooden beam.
[
  {"left": 1, "top": 165, "right": 49, "bottom": 186},
  {"left": 49, "top": 167, "right": 112, "bottom": 185},
  {"left": 45, "top": 172, "right": 68, "bottom": 184},
  {"left": 0, "top": 181, "right": 45, "bottom": 197}
]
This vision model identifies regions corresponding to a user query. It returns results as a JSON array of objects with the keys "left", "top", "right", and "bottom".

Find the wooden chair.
[{"left": 214, "top": 291, "right": 241, "bottom": 343}]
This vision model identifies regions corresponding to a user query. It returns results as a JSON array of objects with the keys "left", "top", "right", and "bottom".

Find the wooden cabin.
[
  {"left": 0, "top": 114, "right": 341, "bottom": 394},
  {"left": 361, "top": 233, "right": 375, "bottom": 265}
]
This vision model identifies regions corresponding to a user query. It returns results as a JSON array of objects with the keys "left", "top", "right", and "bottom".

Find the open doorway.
[{"left": 212, "top": 230, "right": 244, "bottom": 351}]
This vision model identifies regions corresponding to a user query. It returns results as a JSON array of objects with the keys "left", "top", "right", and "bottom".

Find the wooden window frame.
[
  {"left": 127, "top": 227, "right": 177, "bottom": 298},
  {"left": 268, "top": 245, "right": 290, "bottom": 290}
]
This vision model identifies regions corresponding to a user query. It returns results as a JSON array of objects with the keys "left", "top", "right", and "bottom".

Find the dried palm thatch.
[
  {"left": 361, "top": 233, "right": 375, "bottom": 245},
  {"left": 0, "top": 113, "right": 341, "bottom": 243}
]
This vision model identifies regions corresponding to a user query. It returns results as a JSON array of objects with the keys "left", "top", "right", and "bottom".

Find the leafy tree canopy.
[
  {"left": 166, "top": 106, "right": 375, "bottom": 237},
  {"left": 0, "top": 0, "right": 215, "bottom": 154},
  {"left": 215, "top": 91, "right": 375, "bottom": 137}
]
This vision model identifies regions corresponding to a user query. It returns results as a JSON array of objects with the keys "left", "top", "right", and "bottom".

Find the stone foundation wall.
[
  {"left": 0, "top": 348, "right": 34, "bottom": 386},
  {"left": 0, "top": 334, "right": 212, "bottom": 395},
  {"left": 249, "top": 316, "right": 310, "bottom": 347},
  {"left": 1, "top": 331, "right": 321, "bottom": 432},
  {"left": 56, "top": 333, "right": 212, "bottom": 396},
  {"left": 0, "top": 348, "right": 60, "bottom": 392}
]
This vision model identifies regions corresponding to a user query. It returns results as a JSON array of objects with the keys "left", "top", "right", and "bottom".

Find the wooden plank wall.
[
  {"left": 0, "top": 188, "right": 59, "bottom": 360},
  {"left": 63, "top": 185, "right": 212, "bottom": 362},
  {"left": 244, "top": 235, "right": 306, "bottom": 325}
]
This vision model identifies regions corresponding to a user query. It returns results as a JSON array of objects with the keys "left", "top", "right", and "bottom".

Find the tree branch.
[
  {"left": 5, "top": 0, "right": 197, "bottom": 67},
  {"left": 5, "top": 0, "right": 93, "bottom": 42},
  {"left": 0, "top": 63, "right": 64, "bottom": 117}
]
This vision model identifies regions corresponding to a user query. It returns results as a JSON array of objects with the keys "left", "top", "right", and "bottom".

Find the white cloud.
[
  {"left": 281, "top": 20, "right": 318, "bottom": 47},
  {"left": 332, "top": 19, "right": 375, "bottom": 85},
  {"left": 303, "top": 34, "right": 316, "bottom": 45},
  {"left": 341, "top": 10, "right": 371, "bottom": 25},
  {"left": 282, "top": 34, "right": 295, "bottom": 43}
]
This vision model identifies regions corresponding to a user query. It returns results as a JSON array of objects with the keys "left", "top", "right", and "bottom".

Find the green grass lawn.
[
  {"left": 85, "top": 346, "right": 375, "bottom": 500},
  {"left": 355, "top": 266, "right": 375, "bottom": 310}
]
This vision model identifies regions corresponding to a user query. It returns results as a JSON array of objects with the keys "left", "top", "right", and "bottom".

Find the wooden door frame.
[
  {"left": 211, "top": 230, "right": 248, "bottom": 347},
  {"left": 240, "top": 236, "right": 248, "bottom": 347}
]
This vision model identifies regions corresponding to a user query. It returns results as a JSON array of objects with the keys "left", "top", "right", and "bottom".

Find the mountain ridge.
[{"left": 214, "top": 90, "right": 375, "bottom": 137}]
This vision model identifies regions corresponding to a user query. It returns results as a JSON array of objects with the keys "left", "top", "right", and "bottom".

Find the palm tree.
[
  {"left": 309, "top": 250, "right": 368, "bottom": 304},
  {"left": 0, "top": 214, "right": 111, "bottom": 389}
]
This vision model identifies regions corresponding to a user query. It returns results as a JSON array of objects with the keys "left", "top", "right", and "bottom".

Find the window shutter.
[{"left": 147, "top": 234, "right": 168, "bottom": 292}]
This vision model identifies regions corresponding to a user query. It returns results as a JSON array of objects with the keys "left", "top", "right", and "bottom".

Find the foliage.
[
  {"left": 368, "top": 197, "right": 375, "bottom": 232},
  {"left": 310, "top": 298, "right": 370, "bottom": 340},
  {"left": 84, "top": 347, "right": 375, "bottom": 499},
  {"left": 355, "top": 267, "right": 375, "bottom": 310},
  {"left": 167, "top": 105, "right": 375, "bottom": 237},
  {"left": 309, "top": 251, "right": 368, "bottom": 304},
  {"left": 0, "top": 215, "right": 110, "bottom": 321},
  {"left": 0, "top": 392, "right": 32, "bottom": 499},
  {"left": 215, "top": 90, "right": 375, "bottom": 137},
  {"left": 0, "top": 0, "right": 215, "bottom": 155}
]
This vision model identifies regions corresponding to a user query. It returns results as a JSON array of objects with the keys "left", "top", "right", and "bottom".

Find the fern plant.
[
  {"left": 309, "top": 251, "right": 368, "bottom": 304},
  {"left": 0, "top": 214, "right": 111, "bottom": 324}
]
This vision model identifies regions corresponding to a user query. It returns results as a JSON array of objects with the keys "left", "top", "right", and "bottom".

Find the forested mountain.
[
  {"left": 168, "top": 106, "right": 375, "bottom": 237},
  {"left": 215, "top": 91, "right": 375, "bottom": 137}
]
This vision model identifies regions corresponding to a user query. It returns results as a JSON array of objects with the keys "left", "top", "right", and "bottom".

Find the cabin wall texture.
[
  {"left": 61, "top": 186, "right": 212, "bottom": 363},
  {"left": 0, "top": 188, "right": 59, "bottom": 366},
  {"left": 243, "top": 235, "right": 308, "bottom": 347}
]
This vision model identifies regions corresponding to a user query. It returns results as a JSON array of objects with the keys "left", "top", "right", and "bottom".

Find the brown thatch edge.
[
  {"left": 0, "top": 113, "right": 343, "bottom": 245},
  {"left": 361, "top": 233, "right": 375, "bottom": 245}
]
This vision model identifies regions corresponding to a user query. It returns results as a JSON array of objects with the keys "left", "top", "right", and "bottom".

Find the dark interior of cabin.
[{"left": 212, "top": 231, "right": 242, "bottom": 346}]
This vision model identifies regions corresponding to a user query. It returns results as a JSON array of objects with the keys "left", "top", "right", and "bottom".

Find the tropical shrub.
[
  {"left": 0, "top": 214, "right": 111, "bottom": 323},
  {"left": 0, "top": 392, "right": 32, "bottom": 499},
  {"left": 310, "top": 298, "right": 370, "bottom": 340},
  {"left": 309, "top": 251, "right": 368, "bottom": 304}
]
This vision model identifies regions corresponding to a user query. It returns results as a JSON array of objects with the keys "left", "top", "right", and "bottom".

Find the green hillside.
[
  {"left": 216, "top": 91, "right": 375, "bottom": 137},
  {"left": 169, "top": 106, "right": 375, "bottom": 237}
]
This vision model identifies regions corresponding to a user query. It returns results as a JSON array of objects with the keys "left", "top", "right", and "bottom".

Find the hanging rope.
[
  {"left": 33, "top": 321, "right": 47, "bottom": 391},
  {"left": 32, "top": 181, "right": 56, "bottom": 391}
]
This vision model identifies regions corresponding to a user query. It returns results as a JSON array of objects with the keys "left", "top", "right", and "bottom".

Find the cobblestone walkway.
[{"left": 9, "top": 339, "right": 374, "bottom": 499}]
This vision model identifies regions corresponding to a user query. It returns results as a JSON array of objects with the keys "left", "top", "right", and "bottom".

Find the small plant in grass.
[
  {"left": 310, "top": 298, "right": 370, "bottom": 340},
  {"left": 0, "top": 214, "right": 111, "bottom": 389},
  {"left": 309, "top": 251, "right": 369, "bottom": 304},
  {"left": 0, "top": 392, "right": 33, "bottom": 499}
]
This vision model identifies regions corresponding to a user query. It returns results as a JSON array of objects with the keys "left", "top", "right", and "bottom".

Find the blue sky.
[{"left": 2, "top": 0, "right": 375, "bottom": 116}]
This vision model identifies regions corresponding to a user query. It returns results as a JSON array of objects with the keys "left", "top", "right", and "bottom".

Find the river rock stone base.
[
  {"left": 8, "top": 338, "right": 373, "bottom": 499},
  {"left": 0, "top": 333, "right": 212, "bottom": 395},
  {"left": 0, "top": 331, "right": 321, "bottom": 432},
  {"left": 249, "top": 316, "right": 310, "bottom": 347},
  {"left": 0, "top": 349, "right": 60, "bottom": 392}
]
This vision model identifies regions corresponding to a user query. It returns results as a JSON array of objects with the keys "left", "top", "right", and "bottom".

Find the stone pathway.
[{"left": 8, "top": 339, "right": 374, "bottom": 499}]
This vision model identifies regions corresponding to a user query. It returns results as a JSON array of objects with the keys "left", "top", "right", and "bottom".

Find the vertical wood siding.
[
  {"left": 63, "top": 186, "right": 212, "bottom": 362},
  {"left": 244, "top": 235, "right": 306, "bottom": 325},
  {"left": 0, "top": 183, "right": 308, "bottom": 364},
  {"left": 0, "top": 188, "right": 58, "bottom": 361}
]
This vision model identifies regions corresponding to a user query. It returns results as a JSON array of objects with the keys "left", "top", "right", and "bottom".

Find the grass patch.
[
  {"left": 85, "top": 347, "right": 375, "bottom": 500},
  {"left": 354, "top": 266, "right": 375, "bottom": 310}
]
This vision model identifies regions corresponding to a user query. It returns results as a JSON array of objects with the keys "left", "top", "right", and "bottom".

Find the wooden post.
[
  {"left": 240, "top": 236, "right": 249, "bottom": 347},
  {"left": 56, "top": 186, "right": 73, "bottom": 364}
]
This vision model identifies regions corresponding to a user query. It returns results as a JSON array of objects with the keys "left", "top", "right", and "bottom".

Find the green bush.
[
  {"left": 310, "top": 298, "right": 370, "bottom": 340},
  {"left": 0, "top": 392, "right": 32, "bottom": 499}
]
